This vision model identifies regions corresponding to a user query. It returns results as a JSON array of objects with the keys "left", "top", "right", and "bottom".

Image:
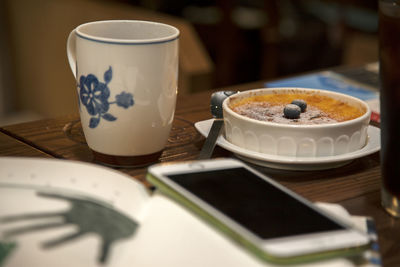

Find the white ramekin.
[{"left": 222, "top": 88, "right": 371, "bottom": 157}]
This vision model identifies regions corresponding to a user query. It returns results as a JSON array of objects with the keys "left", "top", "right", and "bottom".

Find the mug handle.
[{"left": 67, "top": 29, "right": 77, "bottom": 78}]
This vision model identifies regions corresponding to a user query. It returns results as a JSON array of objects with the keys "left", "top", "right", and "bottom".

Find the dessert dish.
[{"left": 222, "top": 88, "right": 371, "bottom": 157}]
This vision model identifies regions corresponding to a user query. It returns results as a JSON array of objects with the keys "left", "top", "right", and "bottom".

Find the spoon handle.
[{"left": 197, "top": 119, "right": 224, "bottom": 159}]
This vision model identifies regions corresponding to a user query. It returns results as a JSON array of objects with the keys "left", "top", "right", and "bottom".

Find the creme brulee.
[{"left": 229, "top": 93, "right": 365, "bottom": 125}]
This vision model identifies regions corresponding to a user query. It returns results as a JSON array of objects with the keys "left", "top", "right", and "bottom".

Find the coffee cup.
[{"left": 67, "top": 20, "right": 179, "bottom": 166}]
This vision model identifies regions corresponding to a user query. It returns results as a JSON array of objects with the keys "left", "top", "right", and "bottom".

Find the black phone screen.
[{"left": 167, "top": 167, "right": 344, "bottom": 240}]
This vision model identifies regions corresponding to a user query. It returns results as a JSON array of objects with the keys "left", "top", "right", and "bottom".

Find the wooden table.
[{"left": 1, "top": 83, "right": 399, "bottom": 266}]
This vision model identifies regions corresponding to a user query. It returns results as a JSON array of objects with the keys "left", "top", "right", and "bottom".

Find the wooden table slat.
[{"left": 0, "top": 131, "right": 53, "bottom": 158}]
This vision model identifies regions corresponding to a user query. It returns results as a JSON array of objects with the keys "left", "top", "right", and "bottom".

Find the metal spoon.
[{"left": 198, "top": 91, "right": 238, "bottom": 159}]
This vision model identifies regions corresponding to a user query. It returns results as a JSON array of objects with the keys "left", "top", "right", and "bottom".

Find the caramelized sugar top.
[{"left": 229, "top": 92, "right": 365, "bottom": 122}]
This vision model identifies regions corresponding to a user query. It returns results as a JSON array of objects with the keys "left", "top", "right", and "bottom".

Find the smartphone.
[{"left": 146, "top": 158, "right": 370, "bottom": 264}]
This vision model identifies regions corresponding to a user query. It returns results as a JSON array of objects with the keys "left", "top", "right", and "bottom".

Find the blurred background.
[{"left": 0, "top": 0, "right": 378, "bottom": 126}]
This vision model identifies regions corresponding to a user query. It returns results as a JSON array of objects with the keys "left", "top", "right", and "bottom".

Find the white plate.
[{"left": 195, "top": 119, "right": 380, "bottom": 170}]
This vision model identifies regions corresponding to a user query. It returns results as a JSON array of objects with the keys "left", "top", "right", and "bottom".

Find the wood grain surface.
[{"left": 0, "top": 131, "right": 53, "bottom": 158}]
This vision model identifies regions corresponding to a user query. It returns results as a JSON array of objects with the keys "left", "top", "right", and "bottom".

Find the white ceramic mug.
[{"left": 67, "top": 20, "right": 179, "bottom": 166}]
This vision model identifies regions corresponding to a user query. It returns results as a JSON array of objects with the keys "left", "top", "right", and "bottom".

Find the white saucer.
[{"left": 195, "top": 119, "right": 381, "bottom": 171}]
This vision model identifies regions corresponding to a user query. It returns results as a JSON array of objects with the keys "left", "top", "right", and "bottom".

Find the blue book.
[{"left": 264, "top": 65, "right": 380, "bottom": 122}]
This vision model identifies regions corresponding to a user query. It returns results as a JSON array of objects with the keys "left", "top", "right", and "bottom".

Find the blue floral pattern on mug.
[{"left": 79, "top": 66, "right": 134, "bottom": 128}]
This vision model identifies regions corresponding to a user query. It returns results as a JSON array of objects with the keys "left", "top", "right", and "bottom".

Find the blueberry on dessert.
[
  {"left": 284, "top": 104, "right": 301, "bottom": 119},
  {"left": 291, "top": 99, "right": 307, "bottom": 112}
]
